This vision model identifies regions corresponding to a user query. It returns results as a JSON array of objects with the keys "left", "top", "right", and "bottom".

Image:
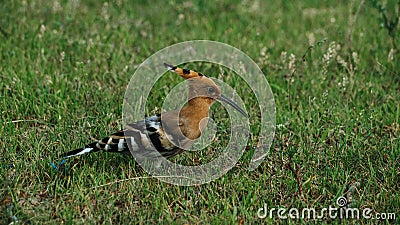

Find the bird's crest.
[{"left": 164, "top": 62, "right": 205, "bottom": 79}]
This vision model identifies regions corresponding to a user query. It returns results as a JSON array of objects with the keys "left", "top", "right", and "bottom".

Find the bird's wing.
[
  {"left": 159, "top": 110, "right": 196, "bottom": 151},
  {"left": 63, "top": 114, "right": 185, "bottom": 159}
]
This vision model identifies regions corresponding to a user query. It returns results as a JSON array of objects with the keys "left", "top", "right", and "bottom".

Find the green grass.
[{"left": 1, "top": 0, "right": 399, "bottom": 224}]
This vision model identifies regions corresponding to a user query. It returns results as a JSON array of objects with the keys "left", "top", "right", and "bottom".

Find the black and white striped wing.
[{"left": 63, "top": 114, "right": 180, "bottom": 159}]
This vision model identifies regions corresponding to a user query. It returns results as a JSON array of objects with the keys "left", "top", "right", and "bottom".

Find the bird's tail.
[
  {"left": 63, "top": 131, "right": 128, "bottom": 158},
  {"left": 63, "top": 142, "right": 101, "bottom": 158},
  {"left": 51, "top": 134, "right": 128, "bottom": 170}
]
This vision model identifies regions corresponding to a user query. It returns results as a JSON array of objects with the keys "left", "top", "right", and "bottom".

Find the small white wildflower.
[
  {"left": 323, "top": 90, "right": 328, "bottom": 98},
  {"left": 87, "top": 38, "right": 94, "bottom": 50},
  {"left": 280, "top": 51, "right": 287, "bottom": 65},
  {"left": 388, "top": 48, "right": 394, "bottom": 62},
  {"left": 260, "top": 47, "right": 267, "bottom": 57},
  {"left": 52, "top": 1, "right": 62, "bottom": 12},
  {"left": 40, "top": 24, "right": 46, "bottom": 33},
  {"left": 322, "top": 41, "right": 339, "bottom": 75},
  {"left": 276, "top": 124, "right": 285, "bottom": 129},
  {"left": 123, "top": 65, "right": 129, "bottom": 73},
  {"left": 336, "top": 55, "right": 347, "bottom": 68},
  {"left": 250, "top": 0, "right": 260, "bottom": 12},
  {"left": 288, "top": 53, "right": 296, "bottom": 74},
  {"left": 307, "top": 32, "right": 315, "bottom": 46},
  {"left": 343, "top": 76, "right": 348, "bottom": 87},
  {"left": 311, "top": 96, "right": 316, "bottom": 103},
  {"left": 302, "top": 8, "right": 318, "bottom": 18},
  {"left": 352, "top": 52, "right": 360, "bottom": 65},
  {"left": 322, "top": 90, "right": 328, "bottom": 103},
  {"left": 258, "top": 47, "right": 269, "bottom": 66},
  {"left": 102, "top": 2, "right": 110, "bottom": 21},
  {"left": 38, "top": 24, "right": 46, "bottom": 38},
  {"left": 336, "top": 43, "right": 341, "bottom": 51},
  {"left": 60, "top": 51, "right": 65, "bottom": 62}
]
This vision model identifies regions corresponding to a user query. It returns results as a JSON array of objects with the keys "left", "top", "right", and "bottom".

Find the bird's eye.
[{"left": 208, "top": 87, "right": 215, "bottom": 94}]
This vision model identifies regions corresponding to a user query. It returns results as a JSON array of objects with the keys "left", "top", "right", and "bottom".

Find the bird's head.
[{"left": 164, "top": 63, "right": 248, "bottom": 118}]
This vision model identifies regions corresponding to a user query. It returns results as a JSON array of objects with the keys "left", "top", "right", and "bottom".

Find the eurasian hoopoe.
[{"left": 60, "top": 63, "right": 248, "bottom": 164}]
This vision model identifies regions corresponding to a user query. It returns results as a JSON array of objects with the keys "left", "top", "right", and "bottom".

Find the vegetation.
[{"left": 1, "top": 0, "right": 398, "bottom": 224}]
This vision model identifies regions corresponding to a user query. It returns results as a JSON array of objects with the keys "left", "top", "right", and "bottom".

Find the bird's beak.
[{"left": 218, "top": 94, "right": 249, "bottom": 118}]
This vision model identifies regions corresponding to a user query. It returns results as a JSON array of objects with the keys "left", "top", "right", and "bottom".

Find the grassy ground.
[{"left": 1, "top": 0, "right": 399, "bottom": 224}]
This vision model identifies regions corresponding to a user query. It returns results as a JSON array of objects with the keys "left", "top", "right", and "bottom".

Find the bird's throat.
[{"left": 179, "top": 97, "right": 213, "bottom": 140}]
